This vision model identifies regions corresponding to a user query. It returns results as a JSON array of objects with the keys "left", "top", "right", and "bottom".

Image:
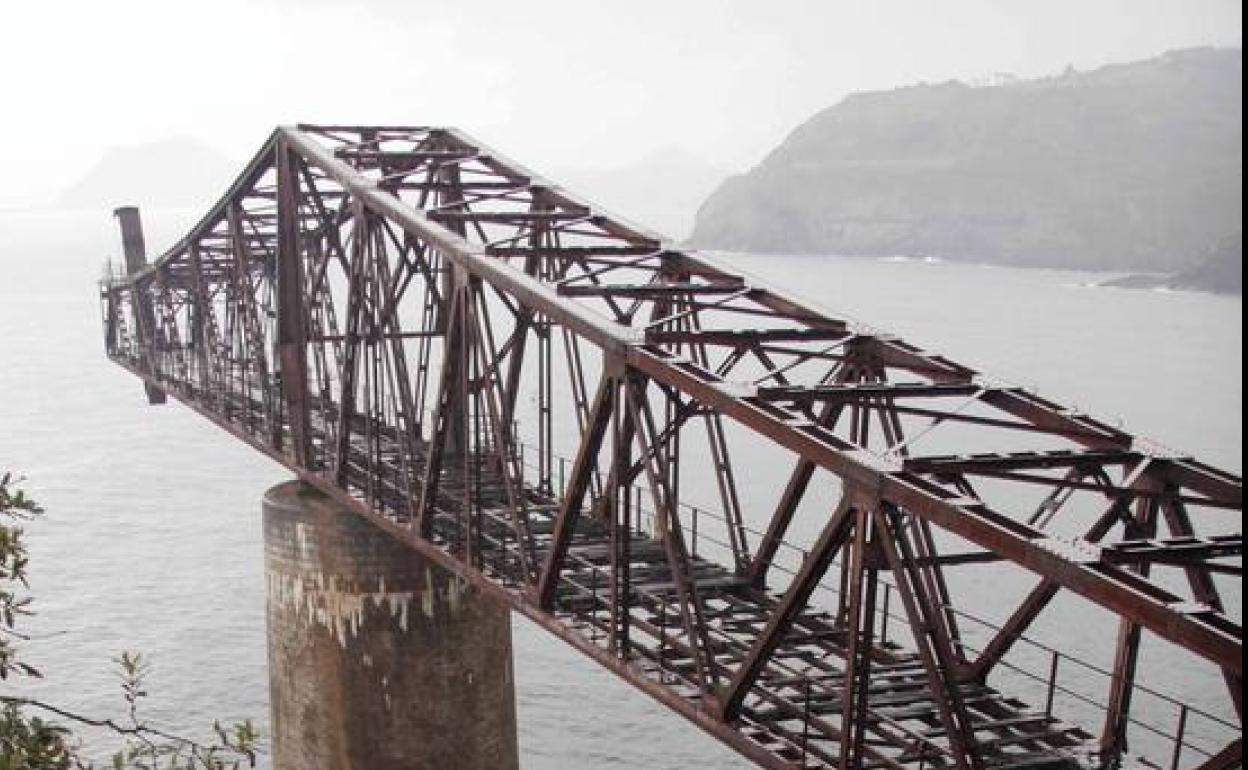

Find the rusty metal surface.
[{"left": 99, "top": 125, "right": 1242, "bottom": 770}]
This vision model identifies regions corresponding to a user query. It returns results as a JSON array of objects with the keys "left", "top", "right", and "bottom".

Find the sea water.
[{"left": 0, "top": 209, "right": 1240, "bottom": 768}]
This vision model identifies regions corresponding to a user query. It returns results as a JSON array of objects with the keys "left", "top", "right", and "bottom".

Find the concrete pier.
[{"left": 263, "top": 481, "right": 518, "bottom": 770}]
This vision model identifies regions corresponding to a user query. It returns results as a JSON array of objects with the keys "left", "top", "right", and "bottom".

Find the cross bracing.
[{"left": 100, "top": 125, "right": 1242, "bottom": 770}]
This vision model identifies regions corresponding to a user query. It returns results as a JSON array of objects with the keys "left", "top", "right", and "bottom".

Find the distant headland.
[{"left": 690, "top": 48, "right": 1242, "bottom": 294}]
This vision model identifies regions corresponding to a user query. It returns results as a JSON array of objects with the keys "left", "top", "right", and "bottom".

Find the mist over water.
[{"left": 0, "top": 209, "right": 1239, "bottom": 767}]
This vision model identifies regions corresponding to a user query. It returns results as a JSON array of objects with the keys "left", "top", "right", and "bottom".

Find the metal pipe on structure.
[
  {"left": 113, "top": 206, "right": 166, "bottom": 405},
  {"left": 114, "top": 206, "right": 149, "bottom": 275},
  {"left": 264, "top": 481, "right": 518, "bottom": 770}
]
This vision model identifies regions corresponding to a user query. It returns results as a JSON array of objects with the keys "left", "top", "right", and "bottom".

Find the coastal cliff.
[{"left": 690, "top": 48, "right": 1242, "bottom": 279}]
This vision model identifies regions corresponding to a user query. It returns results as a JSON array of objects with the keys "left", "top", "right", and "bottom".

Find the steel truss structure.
[{"left": 100, "top": 125, "right": 1241, "bottom": 770}]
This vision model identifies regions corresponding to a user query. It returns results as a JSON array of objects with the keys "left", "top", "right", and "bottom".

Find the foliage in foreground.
[{"left": 0, "top": 472, "right": 259, "bottom": 769}]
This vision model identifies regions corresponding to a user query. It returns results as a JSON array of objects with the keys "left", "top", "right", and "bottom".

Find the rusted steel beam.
[
  {"left": 281, "top": 127, "right": 641, "bottom": 356},
  {"left": 966, "top": 488, "right": 1150, "bottom": 683},
  {"left": 416, "top": 287, "right": 466, "bottom": 537},
  {"left": 746, "top": 402, "right": 846, "bottom": 588},
  {"left": 903, "top": 449, "right": 1146, "bottom": 473},
  {"left": 469, "top": 285, "right": 538, "bottom": 581},
  {"left": 875, "top": 505, "right": 983, "bottom": 770},
  {"left": 1160, "top": 499, "right": 1242, "bottom": 719},
  {"left": 1197, "top": 738, "right": 1242, "bottom": 770},
  {"left": 721, "top": 494, "right": 855, "bottom": 721},
  {"left": 755, "top": 382, "right": 990, "bottom": 402},
  {"left": 275, "top": 140, "right": 313, "bottom": 466},
  {"left": 608, "top": 376, "right": 633, "bottom": 657},
  {"left": 645, "top": 327, "right": 851, "bottom": 346},
  {"left": 558, "top": 283, "right": 747, "bottom": 299},
  {"left": 114, "top": 207, "right": 167, "bottom": 405},
  {"left": 1100, "top": 534, "right": 1242, "bottom": 565},
  {"left": 629, "top": 345, "right": 1242, "bottom": 674},
  {"left": 535, "top": 374, "right": 615, "bottom": 609},
  {"left": 1100, "top": 488, "right": 1161, "bottom": 763},
  {"left": 838, "top": 505, "right": 882, "bottom": 770},
  {"left": 1158, "top": 459, "right": 1244, "bottom": 509}
]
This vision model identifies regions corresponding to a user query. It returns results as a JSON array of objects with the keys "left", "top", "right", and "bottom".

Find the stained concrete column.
[{"left": 264, "top": 481, "right": 519, "bottom": 770}]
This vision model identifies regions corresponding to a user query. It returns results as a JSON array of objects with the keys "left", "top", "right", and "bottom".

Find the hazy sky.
[{"left": 1, "top": 0, "right": 1241, "bottom": 207}]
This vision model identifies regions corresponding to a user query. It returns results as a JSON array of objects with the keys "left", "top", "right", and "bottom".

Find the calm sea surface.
[{"left": 0, "top": 208, "right": 1240, "bottom": 767}]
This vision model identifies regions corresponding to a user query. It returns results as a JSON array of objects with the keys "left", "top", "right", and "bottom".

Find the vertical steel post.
[
  {"left": 113, "top": 205, "right": 166, "bottom": 404},
  {"left": 882, "top": 583, "right": 892, "bottom": 645},
  {"left": 1045, "top": 651, "right": 1060, "bottom": 718},
  {"left": 610, "top": 376, "right": 632, "bottom": 656},
  {"left": 1101, "top": 493, "right": 1161, "bottom": 763},
  {"left": 275, "top": 142, "right": 313, "bottom": 467},
  {"left": 1169, "top": 705, "right": 1188, "bottom": 770},
  {"left": 691, "top": 507, "right": 699, "bottom": 559},
  {"left": 114, "top": 205, "right": 148, "bottom": 276}
]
